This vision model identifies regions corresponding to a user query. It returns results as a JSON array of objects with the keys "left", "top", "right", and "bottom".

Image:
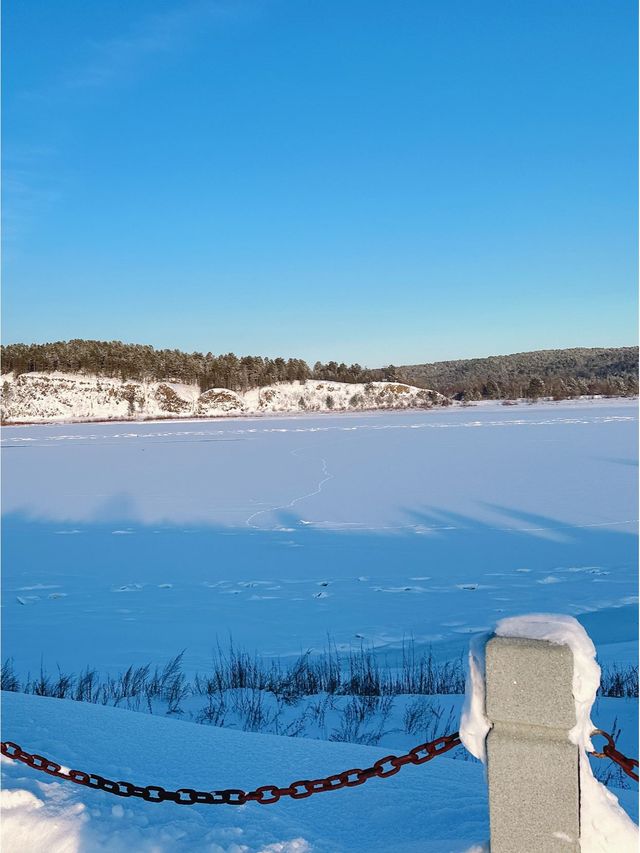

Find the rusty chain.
[
  {"left": 2, "top": 727, "right": 635, "bottom": 805},
  {"left": 590, "top": 729, "right": 639, "bottom": 783},
  {"left": 0, "top": 732, "right": 461, "bottom": 806}
]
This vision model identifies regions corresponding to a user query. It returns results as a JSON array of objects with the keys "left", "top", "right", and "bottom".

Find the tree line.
[
  {"left": 1, "top": 340, "right": 636, "bottom": 400},
  {"left": 0, "top": 340, "right": 389, "bottom": 394},
  {"left": 398, "top": 346, "right": 638, "bottom": 401}
]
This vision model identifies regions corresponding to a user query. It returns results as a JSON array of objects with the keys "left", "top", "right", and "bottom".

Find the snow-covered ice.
[
  {"left": 1, "top": 398, "right": 637, "bottom": 850},
  {"left": 2, "top": 399, "right": 637, "bottom": 673}
]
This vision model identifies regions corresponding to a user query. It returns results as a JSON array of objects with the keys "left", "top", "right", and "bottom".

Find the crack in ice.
[{"left": 245, "top": 450, "right": 334, "bottom": 530}]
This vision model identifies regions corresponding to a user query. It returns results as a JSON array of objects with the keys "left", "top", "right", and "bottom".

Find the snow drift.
[{"left": 1, "top": 691, "right": 487, "bottom": 853}]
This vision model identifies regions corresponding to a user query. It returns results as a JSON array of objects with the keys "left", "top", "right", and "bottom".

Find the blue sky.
[{"left": 3, "top": 0, "right": 637, "bottom": 366}]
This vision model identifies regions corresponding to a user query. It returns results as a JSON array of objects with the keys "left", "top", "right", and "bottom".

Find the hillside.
[
  {"left": 0, "top": 374, "right": 448, "bottom": 424},
  {"left": 398, "top": 347, "right": 638, "bottom": 401},
  {"left": 1, "top": 341, "right": 636, "bottom": 404}
]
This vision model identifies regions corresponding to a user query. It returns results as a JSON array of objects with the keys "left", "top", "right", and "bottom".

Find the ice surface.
[{"left": 2, "top": 400, "right": 637, "bottom": 674}]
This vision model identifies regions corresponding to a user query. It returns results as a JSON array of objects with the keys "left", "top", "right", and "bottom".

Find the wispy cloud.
[
  {"left": 2, "top": 148, "right": 61, "bottom": 248},
  {"left": 65, "top": 0, "right": 261, "bottom": 91},
  {"left": 4, "top": 1, "right": 264, "bottom": 246}
]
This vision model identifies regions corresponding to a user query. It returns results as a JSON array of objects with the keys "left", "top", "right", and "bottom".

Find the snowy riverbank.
[{"left": 1, "top": 374, "right": 449, "bottom": 424}]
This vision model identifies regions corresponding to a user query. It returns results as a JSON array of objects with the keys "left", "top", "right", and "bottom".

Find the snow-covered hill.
[{"left": 0, "top": 373, "right": 449, "bottom": 424}]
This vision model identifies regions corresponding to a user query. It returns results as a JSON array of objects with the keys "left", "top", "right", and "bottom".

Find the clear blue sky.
[{"left": 3, "top": 0, "right": 637, "bottom": 367}]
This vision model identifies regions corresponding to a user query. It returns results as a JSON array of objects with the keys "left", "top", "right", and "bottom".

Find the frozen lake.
[{"left": 2, "top": 398, "right": 638, "bottom": 675}]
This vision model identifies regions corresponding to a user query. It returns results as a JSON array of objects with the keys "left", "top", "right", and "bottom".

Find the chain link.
[
  {"left": 4, "top": 726, "right": 634, "bottom": 805},
  {"left": 590, "top": 729, "right": 639, "bottom": 783},
  {"left": 0, "top": 732, "right": 461, "bottom": 806}
]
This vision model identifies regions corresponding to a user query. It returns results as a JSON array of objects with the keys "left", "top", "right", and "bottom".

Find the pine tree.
[{"left": 526, "top": 376, "right": 545, "bottom": 400}]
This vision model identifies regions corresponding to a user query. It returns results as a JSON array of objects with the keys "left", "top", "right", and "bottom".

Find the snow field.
[
  {"left": 1, "top": 399, "right": 637, "bottom": 850},
  {"left": 1, "top": 691, "right": 488, "bottom": 853}
]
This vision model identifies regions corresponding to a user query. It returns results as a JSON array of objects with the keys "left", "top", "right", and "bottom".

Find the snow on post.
[{"left": 459, "top": 613, "right": 638, "bottom": 853}]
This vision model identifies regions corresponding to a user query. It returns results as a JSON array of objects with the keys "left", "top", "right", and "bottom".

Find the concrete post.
[{"left": 485, "top": 636, "right": 580, "bottom": 853}]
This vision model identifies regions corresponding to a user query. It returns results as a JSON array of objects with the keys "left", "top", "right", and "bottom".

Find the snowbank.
[
  {"left": 1, "top": 691, "right": 487, "bottom": 853},
  {"left": 0, "top": 374, "right": 449, "bottom": 424},
  {"left": 459, "top": 614, "right": 638, "bottom": 852}
]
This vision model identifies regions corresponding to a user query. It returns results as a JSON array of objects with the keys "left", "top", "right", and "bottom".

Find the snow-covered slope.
[
  {"left": 1, "top": 691, "right": 487, "bottom": 853},
  {"left": 0, "top": 373, "right": 449, "bottom": 424}
]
